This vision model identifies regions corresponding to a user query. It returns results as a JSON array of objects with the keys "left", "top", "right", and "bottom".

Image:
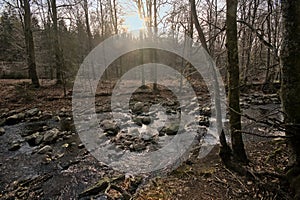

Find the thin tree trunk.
[
  {"left": 83, "top": 0, "right": 96, "bottom": 79},
  {"left": 98, "top": 0, "right": 105, "bottom": 37},
  {"left": 226, "top": 0, "right": 247, "bottom": 163},
  {"left": 190, "top": 0, "right": 208, "bottom": 52},
  {"left": 139, "top": 30, "right": 145, "bottom": 86},
  {"left": 22, "top": 0, "right": 40, "bottom": 87},
  {"left": 153, "top": 0, "right": 158, "bottom": 91},
  {"left": 49, "top": 0, "right": 63, "bottom": 84},
  {"left": 112, "top": 0, "right": 118, "bottom": 34},
  {"left": 83, "top": 0, "right": 92, "bottom": 51}
]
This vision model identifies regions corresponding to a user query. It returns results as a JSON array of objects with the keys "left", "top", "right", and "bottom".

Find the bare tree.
[
  {"left": 226, "top": 0, "right": 247, "bottom": 163},
  {"left": 48, "top": 0, "right": 64, "bottom": 84},
  {"left": 83, "top": 0, "right": 92, "bottom": 51},
  {"left": 21, "top": 0, "right": 40, "bottom": 87},
  {"left": 190, "top": 0, "right": 208, "bottom": 52}
]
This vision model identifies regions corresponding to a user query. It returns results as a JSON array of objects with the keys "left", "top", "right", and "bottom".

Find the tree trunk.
[
  {"left": 22, "top": 0, "right": 40, "bottom": 87},
  {"left": 226, "top": 0, "right": 247, "bottom": 163},
  {"left": 83, "top": 0, "right": 96, "bottom": 79},
  {"left": 190, "top": 0, "right": 208, "bottom": 52},
  {"left": 50, "top": 0, "right": 63, "bottom": 84},
  {"left": 139, "top": 30, "right": 145, "bottom": 86},
  {"left": 83, "top": 0, "right": 92, "bottom": 51},
  {"left": 112, "top": 0, "right": 118, "bottom": 34},
  {"left": 281, "top": 0, "right": 300, "bottom": 198},
  {"left": 153, "top": 0, "right": 158, "bottom": 91}
]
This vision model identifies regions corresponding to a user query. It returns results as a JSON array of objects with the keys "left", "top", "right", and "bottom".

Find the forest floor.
[{"left": 0, "top": 79, "right": 293, "bottom": 199}]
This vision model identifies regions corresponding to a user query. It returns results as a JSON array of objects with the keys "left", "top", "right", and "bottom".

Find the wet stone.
[
  {"left": 37, "top": 145, "right": 53, "bottom": 154},
  {"left": 43, "top": 128, "right": 59, "bottom": 143},
  {"left": 60, "top": 117, "right": 74, "bottom": 132},
  {"left": 62, "top": 143, "right": 69, "bottom": 148},
  {"left": 42, "top": 155, "right": 52, "bottom": 164},
  {"left": 9, "top": 141, "right": 21, "bottom": 151},
  {"left": 142, "top": 116, "right": 151, "bottom": 125},
  {"left": 130, "top": 143, "right": 146, "bottom": 152},
  {"left": 141, "top": 134, "right": 153, "bottom": 142},
  {"left": 0, "top": 119, "right": 5, "bottom": 126},
  {"left": 63, "top": 135, "right": 72, "bottom": 140},
  {"left": 53, "top": 116, "right": 61, "bottom": 122},
  {"left": 0, "top": 127, "right": 5, "bottom": 136},
  {"left": 6, "top": 113, "right": 25, "bottom": 125},
  {"left": 39, "top": 112, "right": 53, "bottom": 121},
  {"left": 100, "top": 120, "right": 119, "bottom": 136},
  {"left": 35, "top": 135, "right": 44, "bottom": 145},
  {"left": 132, "top": 102, "right": 144, "bottom": 114},
  {"left": 128, "top": 128, "right": 140, "bottom": 137},
  {"left": 24, "top": 132, "right": 40, "bottom": 146},
  {"left": 199, "top": 107, "right": 211, "bottom": 116},
  {"left": 133, "top": 117, "right": 143, "bottom": 126},
  {"left": 159, "top": 131, "right": 165, "bottom": 136},
  {"left": 22, "top": 121, "right": 47, "bottom": 137},
  {"left": 25, "top": 108, "right": 40, "bottom": 117},
  {"left": 166, "top": 109, "right": 177, "bottom": 115},
  {"left": 162, "top": 123, "right": 180, "bottom": 135},
  {"left": 198, "top": 116, "right": 210, "bottom": 127}
]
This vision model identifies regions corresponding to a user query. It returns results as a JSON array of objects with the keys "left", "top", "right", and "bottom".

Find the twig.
[
  {"left": 237, "top": 20, "right": 279, "bottom": 61},
  {"left": 228, "top": 106, "right": 287, "bottom": 133},
  {"left": 236, "top": 130, "right": 290, "bottom": 139},
  {"left": 224, "top": 167, "right": 250, "bottom": 192}
]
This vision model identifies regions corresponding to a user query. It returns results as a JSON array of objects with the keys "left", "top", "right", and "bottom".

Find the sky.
[
  {"left": 123, "top": 13, "right": 145, "bottom": 30},
  {"left": 0, "top": 0, "right": 171, "bottom": 32},
  {"left": 119, "top": 0, "right": 172, "bottom": 31}
]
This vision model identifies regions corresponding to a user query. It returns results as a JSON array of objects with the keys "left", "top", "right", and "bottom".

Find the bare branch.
[
  {"left": 236, "top": 130, "right": 290, "bottom": 139},
  {"left": 237, "top": 19, "right": 279, "bottom": 60}
]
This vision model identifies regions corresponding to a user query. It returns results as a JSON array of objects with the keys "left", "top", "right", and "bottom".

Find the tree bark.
[
  {"left": 190, "top": 0, "right": 208, "bottom": 52},
  {"left": 281, "top": 0, "right": 300, "bottom": 198},
  {"left": 83, "top": 0, "right": 92, "bottom": 51},
  {"left": 49, "top": 0, "right": 63, "bottom": 84},
  {"left": 22, "top": 0, "right": 40, "bottom": 87},
  {"left": 153, "top": 0, "right": 158, "bottom": 91},
  {"left": 226, "top": 0, "right": 247, "bottom": 163}
]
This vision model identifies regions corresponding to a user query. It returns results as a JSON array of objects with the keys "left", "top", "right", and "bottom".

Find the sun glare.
[{"left": 123, "top": 13, "right": 145, "bottom": 31}]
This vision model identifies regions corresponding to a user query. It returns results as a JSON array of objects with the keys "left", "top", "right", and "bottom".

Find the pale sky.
[{"left": 123, "top": 13, "right": 145, "bottom": 30}]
